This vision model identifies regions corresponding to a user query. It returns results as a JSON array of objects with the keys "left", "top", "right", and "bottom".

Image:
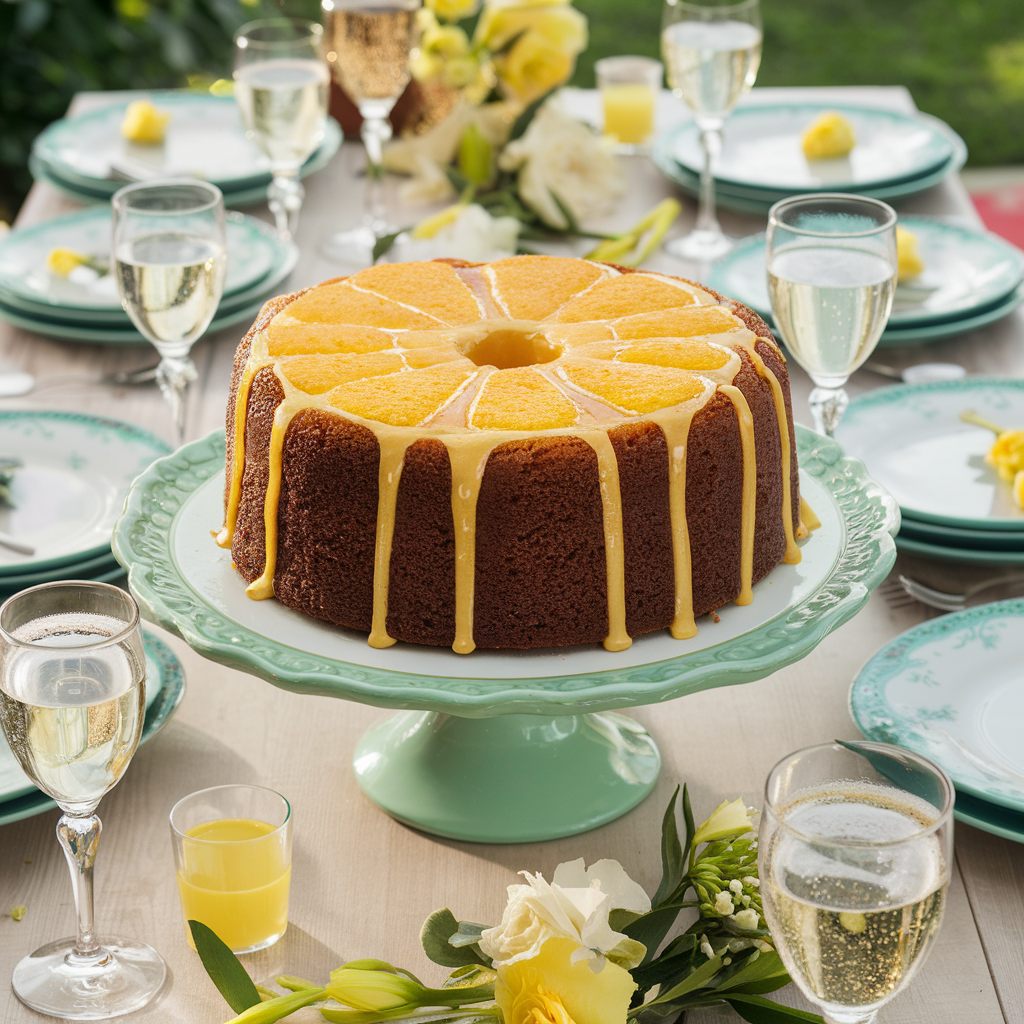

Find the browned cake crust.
[{"left": 225, "top": 264, "right": 800, "bottom": 650}]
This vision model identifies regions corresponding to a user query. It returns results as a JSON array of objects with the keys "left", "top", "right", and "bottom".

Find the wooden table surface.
[{"left": 1, "top": 86, "right": 1022, "bottom": 1024}]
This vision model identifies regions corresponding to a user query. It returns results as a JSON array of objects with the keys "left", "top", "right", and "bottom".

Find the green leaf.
[
  {"left": 444, "top": 164, "right": 472, "bottom": 194},
  {"left": 449, "top": 921, "right": 489, "bottom": 948},
  {"left": 548, "top": 190, "right": 579, "bottom": 234},
  {"left": 421, "top": 909, "right": 493, "bottom": 969},
  {"left": 629, "top": 935, "right": 697, "bottom": 993},
  {"left": 444, "top": 964, "right": 498, "bottom": 989},
  {"left": 653, "top": 785, "right": 684, "bottom": 907},
  {"left": 226, "top": 988, "right": 327, "bottom": 1023},
  {"left": 724, "top": 994, "right": 825, "bottom": 1024},
  {"left": 188, "top": 920, "right": 262, "bottom": 1015},
  {"left": 714, "top": 950, "right": 791, "bottom": 994},
  {"left": 647, "top": 954, "right": 724, "bottom": 1004},
  {"left": 682, "top": 783, "right": 695, "bottom": 866},
  {"left": 490, "top": 26, "right": 528, "bottom": 56},
  {"left": 372, "top": 231, "right": 402, "bottom": 263},
  {"left": 624, "top": 898, "right": 697, "bottom": 964},
  {"left": 276, "top": 976, "right": 319, "bottom": 992},
  {"left": 508, "top": 87, "right": 557, "bottom": 141}
]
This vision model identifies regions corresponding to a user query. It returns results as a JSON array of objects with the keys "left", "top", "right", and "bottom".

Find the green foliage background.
[{"left": 2, "top": 0, "right": 1024, "bottom": 221}]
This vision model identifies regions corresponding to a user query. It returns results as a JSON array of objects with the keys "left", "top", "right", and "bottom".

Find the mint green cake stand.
[{"left": 113, "top": 426, "right": 897, "bottom": 843}]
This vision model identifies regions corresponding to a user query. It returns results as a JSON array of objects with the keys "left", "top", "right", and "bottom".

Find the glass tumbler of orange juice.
[
  {"left": 170, "top": 785, "right": 292, "bottom": 953},
  {"left": 595, "top": 55, "right": 663, "bottom": 153}
]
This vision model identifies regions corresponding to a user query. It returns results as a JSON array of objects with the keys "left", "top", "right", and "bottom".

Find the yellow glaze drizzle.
[
  {"left": 719, "top": 384, "right": 757, "bottom": 606},
  {"left": 368, "top": 434, "right": 411, "bottom": 648},
  {"left": 220, "top": 264, "right": 806, "bottom": 653},
  {"left": 748, "top": 348, "right": 800, "bottom": 565}
]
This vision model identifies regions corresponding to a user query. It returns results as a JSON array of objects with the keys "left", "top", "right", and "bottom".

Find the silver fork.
[{"left": 890, "top": 572, "right": 1024, "bottom": 612}]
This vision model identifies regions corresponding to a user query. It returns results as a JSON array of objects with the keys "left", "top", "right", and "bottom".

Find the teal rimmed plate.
[
  {"left": 34, "top": 92, "right": 334, "bottom": 193},
  {"left": 0, "top": 410, "right": 169, "bottom": 574},
  {"left": 0, "top": 631, "right": 185, "bottom": 820},
  {"left": 894, "top": 534, "right": 1024, "bottom": 564},
  {"left": 709, "top": 221, "right": 1024, "bottom": 332},
  {"left": 851, "top": 598, "right": 1024, "bottom": 813},
  {"left": 671, "top": 104, "right": 955, "bottom": 192},
  {"left": 112, "top": 425, "right": 897, "bottom": 717},
  {"left": 953, "top": 789, "right": 1024, "bottom": 844},
  {"left": 835, "top": 378, "right": 1024, "bottom": 530},
  {"left": 897, "top": 516, "right": 1024, "bottom": 551},
  {"left": 29, "top": 118, "right": 341, "bottom": 209},
  {"left": 0, "top": 292, "right": 274, "bottom": 345},
  {"left": 0, "top": 208, "right": 287, "bottom": 317}
]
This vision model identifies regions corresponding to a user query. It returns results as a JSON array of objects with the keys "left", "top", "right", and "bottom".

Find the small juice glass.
[
  {"left": 595, "top": 55, "right": 663, "bottom": 152},
  {"left": 170, "top": 785, "right": 292, "bottom": 953}
]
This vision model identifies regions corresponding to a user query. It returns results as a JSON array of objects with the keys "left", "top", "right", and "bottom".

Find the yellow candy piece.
[
  {"left": 121, "top": 100, "right": 171, "bottom": 144},
  {"left": 987, "top": 429, "right": 1024, "bottom": 482},
  {"left": 46, "top": 248, "right": 87, "bottom": 277},
  {"left": 896, "top": 225, "right": 925, "bottom": 282},
  {"left": 802, "top": 111, "right": 856, "bottom": 160}
]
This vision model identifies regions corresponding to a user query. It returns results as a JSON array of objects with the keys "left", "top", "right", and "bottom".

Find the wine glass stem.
[
  {"left": 56, "top": 813, "right": 104, "bottom": 963},
  {"left": 809, "top": 383, "right": 850, "bottom": 436},
  {"left": 156, "top": 355, "right": 198, "bottom": 448},
  {"left": 268, "top": 170, "right": 305, "bottom": 242},
  {"left": 360, "top": 114, "right": 393, "bottom": 235},
  {"left": 696, "top": 126, "right": 723, "bottom": 236}
]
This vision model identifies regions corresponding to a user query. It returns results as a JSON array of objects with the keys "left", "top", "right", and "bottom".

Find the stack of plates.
[
  {"left": 852, "top": 598, "right": 1024, "bottom": 844},
  {"left": 652, "top": 103, "right": 967, "bottom": 216},
  {"left": 708, "top": 218, "right": 1024, "bottom": 347},
  {"left": 0, "top": 631, "right": 185, "bottom": 826},
  {"left": 0, "top": 206, "right": 297, "bottom": 344},
  {"left": 835, "top": 378, "right": 1024, "bottom": 563},
  {"left": 30, "top": 91, "right": 342, "bottom": 209},
  {"left": 0, "top": 410, "right": 169, "bottom": 599}
]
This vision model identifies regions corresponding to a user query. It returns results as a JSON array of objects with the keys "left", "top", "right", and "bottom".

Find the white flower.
[
  {"left": 714, "top": 891, "right": 734, "bottom": 916},
  {"left": 731, "top": 908, "right": 760, "bottom": 931},
  {"left": 498, "top": 105, "right": 624, "bottom": 229},
  {"left": 699, "top": 934, "right": 714, "bottom": 959},
  {"left": 397, "top": 204, "right": 520, "bottom": 262},
  {"left": 692, "top": 798, "right": 754, "bottom": 846},
  {"left": 728, "top": 879, "right": 743, "bottom": 894},
  {"left": 742, "top": 876, "right": 759, "bottom": 888},
  {"left": 479, "top": 858, "right": 651, "bottom": 972}
]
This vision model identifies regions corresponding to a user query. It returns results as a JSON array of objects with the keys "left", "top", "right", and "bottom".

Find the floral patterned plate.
[
  {"left": 834, "top": 379, "right": 1024, "bottom": 530},
  {"left": 851, "top": 598, "right": 1024, "bottom": 814},
  {"left": 0, "top": 411, "right": 169, "bottom": 573}
]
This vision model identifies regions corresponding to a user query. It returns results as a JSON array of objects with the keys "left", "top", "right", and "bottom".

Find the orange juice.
[
  {"left": 602, "top": 83, "right": 656, "bottom": 145},
  {"left": 176, "top": 818, "right": 290, "bottom": 953}
]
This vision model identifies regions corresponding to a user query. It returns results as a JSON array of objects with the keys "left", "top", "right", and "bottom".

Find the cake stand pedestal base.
[{"left": 353, "top": 711, "right": 660, "bottom": 843}]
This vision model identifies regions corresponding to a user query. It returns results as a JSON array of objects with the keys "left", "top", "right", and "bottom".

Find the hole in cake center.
[{"left": 460, "top": 328, "right": 563, "bottom": 370}]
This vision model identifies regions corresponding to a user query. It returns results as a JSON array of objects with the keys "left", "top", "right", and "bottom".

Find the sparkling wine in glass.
[
  {"left": 0, "top": 581, "right": 166, "bottom": 1020},
  {"left": 320, "top": 0, "right": 422, "bottom": 264},
  {"left": 112, "top": 179, "right": 227, "bottom": 448},
  {"left": 766, "top": 194, "right": 897, "bottom": 435},
  {"left": 662, "top": 0, "right": 761, "bottom": 261},
  {"left": 234, "top": 18, "right": 329, "bottom": 241},
  {"left": 760, "top": 741, "right": 953, "bottom": 1024}
]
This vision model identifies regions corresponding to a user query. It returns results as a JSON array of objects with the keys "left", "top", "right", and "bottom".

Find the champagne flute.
[
  {"left": 112, "top": 179, "right": 227, "bottom": 448},
  {"left": 234, "top": 18, "right": 330, "bottom": 241},
  {"left": 766, "top": 194, "right": 897, "bottom": 436},
  {"left": 320, "top": 0, "right": 422, "bottom": 264},
  {"left": 0, "top": 581, "right": 166, "bottom": 1020},
  {"left": 760, "top": 741, "right": 953, "bottom": 1024},
  {"left": 661, "top": 0, "right": 761, "bottom": 261}
]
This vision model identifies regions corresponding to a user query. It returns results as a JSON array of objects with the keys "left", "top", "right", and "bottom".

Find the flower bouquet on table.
[
  {"left": 190, "top": 786, "right": 823, "bottom": 1024},
  {"left": 377, "top": 0, "right": 680, "bottom": 266}
]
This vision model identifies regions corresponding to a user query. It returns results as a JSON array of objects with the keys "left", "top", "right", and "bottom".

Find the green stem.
[{"left": 960, "top": 409, "right": 1005, "bottom": 434}]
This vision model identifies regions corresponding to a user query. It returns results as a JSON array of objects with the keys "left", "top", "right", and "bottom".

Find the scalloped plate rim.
[{"left": 113, "top": 425, "right": 897, "bottom": 716}]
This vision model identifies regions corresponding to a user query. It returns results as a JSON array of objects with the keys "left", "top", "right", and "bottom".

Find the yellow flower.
[
  {"left": 424, "top": 23, "right": 471, "bottom": 58},
  {"left": 498, "top": 29, "right": 574, "bottom": 103},
  {"left": 46, "top": 248, "right": 88, "bottom": 277},
  {"left": 896, "top": 225, "right": 925, "bottom": 282},
  {"left": 691, "top": 797, "right": 754, "bottom": 846},
  {"left": 1013, "top": 469, "right": 1024, "bottom": 509},
  {"left": 426, "top": 0, "right": 481, "bottom": 22},
  {"left": 121, "top": 99, "right": 171, "bottom": 143},
  {"left": 496, "top": 937, "right": 636, "bottom": 1024},
  {"left": 986, "top": 429, "right": 1024, "bottom": 483}
]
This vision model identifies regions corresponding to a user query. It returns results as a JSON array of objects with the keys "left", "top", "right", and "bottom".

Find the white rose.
[
  {"left": 498, "top": 105, "right": 624, "bottom": 230},
  {"left": 479, "top": 858, "right": 651, "bottom": 972},
  {"left": 397, "top": 204, "right": 520, "bottom": 262}
]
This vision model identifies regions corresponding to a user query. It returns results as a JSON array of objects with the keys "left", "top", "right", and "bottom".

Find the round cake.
[{"left": 218, "top": 255, "right": 803, "bottom": 654}]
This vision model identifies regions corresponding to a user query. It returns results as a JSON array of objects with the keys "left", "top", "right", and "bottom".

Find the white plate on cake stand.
[{"left": 112, "top": 425, "right": 897, "bottom": 842}]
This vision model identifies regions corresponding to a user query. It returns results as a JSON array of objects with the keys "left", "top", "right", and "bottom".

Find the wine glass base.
[
  {"left": 12, "top": 936, "right": 167, "bottom": 1020},
  {"left": 320, "top": 226, "right": 383, "bottom": 267},
  {"left": 666, "top": 229, "right": 734, "bottom": 262}
]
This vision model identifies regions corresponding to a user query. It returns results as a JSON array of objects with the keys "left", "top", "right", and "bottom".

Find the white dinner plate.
[
  {"left": 851, "top": 598, "right": 1024, "bottom": 814},
  {"left": 672, "top": 103, "right": 955, "bottom": 192},
  {"left": 0, "top": 411, "right": 169, "bottom": 572},
  {"left": 835, "top": 379, "right": 1024, "bottom": 530}
]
